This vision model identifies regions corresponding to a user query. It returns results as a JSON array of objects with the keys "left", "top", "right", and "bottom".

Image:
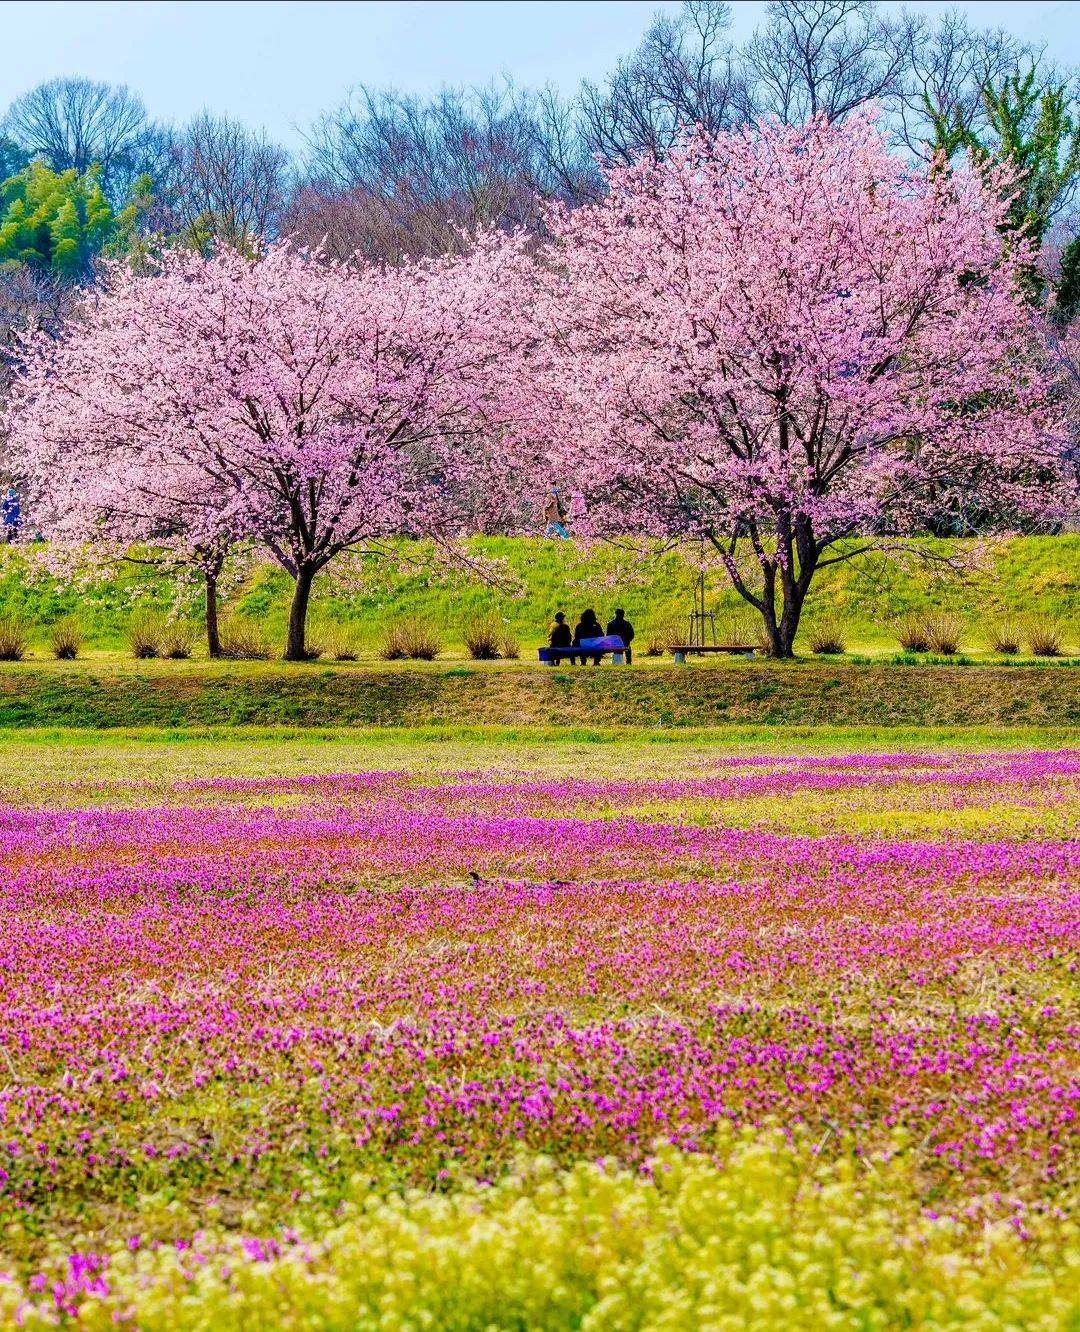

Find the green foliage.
[
  {"left": 979, "top": 69, "right": 1080, "bottom": 250},
  {"left": 1054, "top": 233, "right": 1080, "bottom": 324},
  {"left": 0, "top": 135, "right": 28, "bottom": 181},
  {"left": 928, "top": 65, "right": 1080, "bottom": 296},
  {"left": 0, "top": 160, "right": 152, "bottom": 280}
]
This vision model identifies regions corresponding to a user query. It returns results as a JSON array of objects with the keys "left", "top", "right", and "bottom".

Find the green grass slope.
[
  {"left": 0, "top": 534, "right": 1077, "bottom": 655},
  {"left": 0, "top": 659, "right": 1075, "bottom": 729}
]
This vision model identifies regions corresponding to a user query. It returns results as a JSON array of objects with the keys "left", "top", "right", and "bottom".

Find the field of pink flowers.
[{"left": 0, "top": 742, "right": 1076, "bottom": 1326}]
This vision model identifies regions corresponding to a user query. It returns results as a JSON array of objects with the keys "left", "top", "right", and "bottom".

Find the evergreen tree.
[
  {"left": 1055, "top": 234, "right": 1080, "bottom": 326},
  {"left": 0, "top": 161, "right": 131, "bottom": 280},
  {"left": 928, "top": 65, "right": 1080, "bottom": 296}
]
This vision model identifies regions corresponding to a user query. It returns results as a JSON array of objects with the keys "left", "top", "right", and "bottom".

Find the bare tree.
[
  {"left": 894, "top": 11, "right": 1036, "bottom": 158},
  {"left": 295, "top": 82, "right": 590, "bottom": 262},
  {"left": 578, "top": 1, "right": 751, "bottom": 165},
  {"left": 2, "top": 77, "right": 159, "bottom": 199},
  {"left": 743, "top": 0, "right": 915, "bottom": 123},
  {"left": 158, "top": 112, "right": 290, "bottom": 250},
  {"left": 533, "top": 86, "right": 602, "bottom": 203}
]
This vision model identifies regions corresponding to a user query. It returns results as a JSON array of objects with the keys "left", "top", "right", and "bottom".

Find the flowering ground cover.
[{"left": 0, "top": 732, "right": 1076, "bottom": 1327}]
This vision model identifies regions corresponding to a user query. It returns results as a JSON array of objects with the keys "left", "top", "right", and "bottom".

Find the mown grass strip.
[{"left": 0, "top": 661, "right": 1076, "bottom": 729}]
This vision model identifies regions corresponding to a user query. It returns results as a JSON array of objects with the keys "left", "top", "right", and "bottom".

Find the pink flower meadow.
[{"left": 0, "top": 746, "right": 1076, "bottom": 1320}]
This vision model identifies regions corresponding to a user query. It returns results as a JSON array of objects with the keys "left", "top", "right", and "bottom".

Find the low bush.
[
  {"left": 0, "top": 616, "right": 30, "bottom": 661},
  {"left": 159, "top": 621, "right": 198, "bottom": 660},
  {"left": 318, "top": 623, "right": 362, "bottom": 661},
  {"left": 6, "top": 1135, "right": 1075, "bottom": 1329},
  {"left": 1025, "top": 615, "right": 1066, "bottom": 657},
  {"left": 893, "top": 612, "right": 931, "bottom": 653},
  {"left": 49, "top": 615, "right": 84, "bottom": 660},
  {"left": 987, "top": 618, "right": 1022, "bottom": 655},
  {"left": 806, "top": 618, "right": 847, "bottom": 655},
  {"left": 219, "top": 618, "right": 273, "bottom": 661},
  {"left": 718, "top": 613, "right": 771, "bottom": 654},
  {"left": 462, "top": 612, "right": 503, "bottom": 660},
  {"left": 125, "top": 609, "right": 165, "bottom": 659},
  {"left": 380, "top": 617, "right": 441, "bottom": 661},
  {"left": 924, "top": 612, "right": 964, "bottom": 656},
  {"left": 500, "top": 632, "right": 521, "bottom": 660},
  {"left": 643, "top": 619, "right": 682, "bottom": 656}
]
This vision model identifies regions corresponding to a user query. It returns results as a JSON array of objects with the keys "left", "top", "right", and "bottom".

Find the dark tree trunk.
[
  {"left": 205, "top": 572, "right": 222, "bottom": 658},
  {"left": 761, "top": 569, "right": 811, "bottom": 658},
  {"left": 766, "top": 599, "right": 802, "bottom": 658},
  {"left": 713, "top": 519, "right": 817, "bottom": 659},
  {"left": 285, "top": 565, "right": 316, "bottom": 661}
]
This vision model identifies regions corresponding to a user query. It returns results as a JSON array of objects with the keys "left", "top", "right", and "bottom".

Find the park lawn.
[
  {"left": 0, "top": 728, "right": 1075, "bottom": 1327},
  {"left": 0, "top": 656, "right": 1076, "bottom": 728},
  {"left": 2, "top": 720, "right": 1078, "bottom": 790},
  {"left": 1, "top": 533, "right": 1078, "bottom": 655}
]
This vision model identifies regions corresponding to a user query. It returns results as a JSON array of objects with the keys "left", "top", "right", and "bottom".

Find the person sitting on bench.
[
  {"left": 549, "top": 611, "right": 573, "bottom": 655},
  {"left": 573, "top": 608, "right": 603, "bottom": 665},
  {"left": 606, "top": 608, "right": 635, "bottom": 664}
]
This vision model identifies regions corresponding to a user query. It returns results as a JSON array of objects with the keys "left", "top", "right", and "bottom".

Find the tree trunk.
[
  {"left": 205, "top": 572, "right": 222, "bottom": 658},
  {"left": 763, "top": 580, "right": 808, "bottom": 658},
  {"left": 712, "top": 523, "right": 813, "bottom": 659},
  {"left": 285, "top": 565, "right": 316, "bottom": 661}
]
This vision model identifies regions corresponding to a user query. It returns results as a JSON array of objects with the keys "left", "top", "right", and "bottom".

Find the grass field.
[
  {"left": 1, "top": 533, "right": 1078, "bottom": 656},
  {"left": 1, "top": 533, "right": 1076, "bottom": 1327},
  {"left": 0, "top": 657, "right": 1076, "bottom": 729},
  {"left": 0, "top": 726, "right": 1076, "bottom": 1326}
]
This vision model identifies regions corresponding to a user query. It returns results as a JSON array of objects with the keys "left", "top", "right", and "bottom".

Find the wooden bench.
[
  {"left": 538, "top": 646, "right": 626, "bottom": 665},
  {"left": 669, "top": 644, "right": 758, "bottom": 663}
]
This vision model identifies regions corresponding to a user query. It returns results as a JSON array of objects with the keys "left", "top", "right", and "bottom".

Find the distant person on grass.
[
  {"left": 549, "top": 611, "right": 573, "bottom": 655},
  {"left": 543, "top": 487, "right": 569, "bottom": 539},
  {"left": 573, "top": 608, "right": 603, "bottom": 665},
  {"left": 607, "top": 608, "right": 635, "bottom": 663},
  {"left": 2, "top": 486, "right": 20, "bottom": 543}
]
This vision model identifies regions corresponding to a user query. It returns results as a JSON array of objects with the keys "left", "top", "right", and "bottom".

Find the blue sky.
[{"left": 1, "top": 0, "right": 1078, "bottom": 149}]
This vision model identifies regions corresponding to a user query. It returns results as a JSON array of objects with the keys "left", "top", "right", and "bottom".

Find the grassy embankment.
[
  {"left": 1, "top": 534, "right": 1077, "bottom": 657},
  {"left": 0, "top": 534, "right": 1074, "bottom": 730},
  {"left": 0, "top": 658, "right": 1075, "bottom": 729}
]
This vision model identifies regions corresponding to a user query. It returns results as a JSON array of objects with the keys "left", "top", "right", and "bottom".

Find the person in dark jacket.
[
  {"left": 1, "top": 486, "right": 20, "bottom": 543},
  {"left": 573, "top": 608, "right": 603, "bottom": 665},
  {"left": 606, "top": 608, "right": 635, "bottom": 663},
  {"left": 549, "top": 611, "right": 573, "bottom": 654}
]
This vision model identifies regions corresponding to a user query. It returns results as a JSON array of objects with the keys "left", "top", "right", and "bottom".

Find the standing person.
[
  {"left": 607, "top": 608, "right": 635, "bottom": 664},
  {"left": 1, "top": 486, "right": 19, "bottom": 543},
  {"left": 573, "top": 608, "right": 603, "bottom": 665},
  {"left": 543, "top": 486, "right": 569, "bottom": 539}
]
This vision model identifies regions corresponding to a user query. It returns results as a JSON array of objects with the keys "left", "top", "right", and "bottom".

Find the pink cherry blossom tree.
[
  {"left": 9, "top": 418, "right": 244, "bottom": 656},
  {"left": 1049, "top": 319, "right": 1080, "bottom": 503},
  {"left": 7, "top": 242, "right": 514, "bottom": 659},
  {"left": 510, "top": 112, "right": 1070, "bottom": 656}
]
